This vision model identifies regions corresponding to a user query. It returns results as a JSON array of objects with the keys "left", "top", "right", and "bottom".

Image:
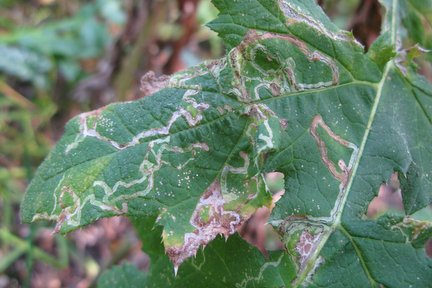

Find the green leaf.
[
  {"left": 381, "top": 0, "right": 432, "bottom": 46},
  {"left": 0, "top": 45, "right": 52, "bottom": 87},
  {"left": 99, "top": 215, "right": 293, "bottom": 287},
  {"left": 380, "top": 0, "right": 432, "bottom": 62},
  {"left": 113, "top": 216, "right": 294, "bottom": 287},
  {"left": 21, "top": 59, "right": 274, "bottom": 268},
  {"left": 0, "top": 1, "right": 119, "bottom": 86},
  {"left": 98, "top": 264, "right": 148, "bottom": 288},
  {"left": 22, "top": 0, "right": 432, "bottom": 286}
]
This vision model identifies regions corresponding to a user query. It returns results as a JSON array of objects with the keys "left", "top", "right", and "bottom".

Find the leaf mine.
[
  {"left": 22, "top": 1, "right": 432, "bottom": 285},
  {"left": 310, "top": 114, "right": 358, "bottom": 189},
  {"left": 164, "top": 180, "right": 242, "bottom": 269}
]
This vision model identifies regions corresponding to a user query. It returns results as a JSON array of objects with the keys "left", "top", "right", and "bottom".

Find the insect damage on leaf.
[
  {"left": 234, "top": 253, "right": 286, "bottom": 288},
  {"left": 274, "top": 114, "right": 360, "bottom": 278},
  {"left": 296, "top": 230, "right": 321, "bottom": 268},
  {"left": 22, "top": 0, "right": 432, "bottom": 285},
  {"left": 277, "top": 0, "right": 359, "bottom": 44},
  {"left": 140, "top": 71, "right": 170, "bottom": 96},
  {"left": 52, "top": 136, "right": 210, "bottom": 233},
  {"left": 310, "top": 114, "right": 358, "bottom": 189},
  {"left": 367, "top": 172, "right": 404, "bottom": 218},
  {"left": 367, "top": 172, "right": 432, "bottom": 247},
  {"left": 164, "top": 180, "right": 242, "bottom": 272},
  {"left": 29, "top": 81, "right": 213, "bottom": 230},
  {"left": 231, "top": 30, "right": 341, "bottom": 98}
]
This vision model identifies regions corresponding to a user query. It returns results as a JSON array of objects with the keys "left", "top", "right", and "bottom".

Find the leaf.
[
  {"left": 21, "top": 55, "right": 274, "bottom": 268},
  {"left": 106, "top": 216, "right": 294, "bottom": 287},
  {"left": 97, "top": 264, "right": 148, "bottom": 288},
  {"left": 0, "top": 4, "right": 112, "bottom": 59},
  {"left": 99, "top": 236, "right": 292, "bottom": 288},
  {"left": 0, "top": 1, "right": 117, "bottom": 86},
  {"left": 21, "top": 0, "right": 432, "bottom": 285},
  {"left": 379, "top": 0, "right": 432, "bottom": 69},
  {"left": 0, "top": 45, "right": 52, "bottom": 87},
  {"left": 380, "top": 0, "right": 432, "bottom": 51}
]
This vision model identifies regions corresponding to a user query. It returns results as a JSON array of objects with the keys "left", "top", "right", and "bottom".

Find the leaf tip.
[{"left": 173, "top": 265, "right": 179, "bottom": 277}]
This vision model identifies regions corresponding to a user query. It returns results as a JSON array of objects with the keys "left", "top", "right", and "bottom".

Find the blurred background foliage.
[{"left": 0, "top": 0, "right": 431, "bottom": 287}]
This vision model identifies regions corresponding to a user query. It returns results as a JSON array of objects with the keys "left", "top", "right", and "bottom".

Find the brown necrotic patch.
[
  {"left": 165, "top": 180, "right": 242, "bottom": 271},
  {"left": 140, "top": 71, "right": 170, "bottom": 96},
  {"left": 296, "top": 230, "right": 322, "bottom": 269}
]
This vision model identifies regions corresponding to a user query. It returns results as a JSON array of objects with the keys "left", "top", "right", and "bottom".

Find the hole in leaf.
[
  {"left": 426, "top": 239, "right": 432, "bottom": 258},
  {"left": 265, "top": 172, "right": 285, "bottom": 194},
  {"left": 238, "top": 172, "right": 285, "bottom": 254},
  {"left": 319, "top": 0, "right": 382, "bottom": 49},
  {"left": 367, "top": 172, "right": 405, "bottom": 219}
]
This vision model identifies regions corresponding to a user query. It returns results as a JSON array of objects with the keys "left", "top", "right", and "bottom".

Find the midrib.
[{"left": 294, "top": 0, "right": 399, "bottom": 285}]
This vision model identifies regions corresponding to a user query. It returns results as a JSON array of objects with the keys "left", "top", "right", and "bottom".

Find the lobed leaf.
[
  {"left": 21, "top": 39, "right": 274, "bottom": 269},
  {"left": 101, "top": 216, "right": 294, "bottom": 287},
  {"left": 21, "top": 0, "right": 432, "bottom": 286}
]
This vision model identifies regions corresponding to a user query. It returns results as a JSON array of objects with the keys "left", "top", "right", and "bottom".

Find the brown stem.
[
  {"left": 163, "top": 0, "right": 199, "bottom": 74},
  {"left": 114, "top": 0, "right": 167, "bottom": 101},
  {"left": 349, "top": 0, "right": 382, "bottom": 49}
]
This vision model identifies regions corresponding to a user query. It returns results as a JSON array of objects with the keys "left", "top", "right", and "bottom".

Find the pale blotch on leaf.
[
  {"left": 296, "top": 230, "right": 322, "bottom": 269},
  {"left": 165, "top": 180, "right": 242, "bottom": 271}
]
